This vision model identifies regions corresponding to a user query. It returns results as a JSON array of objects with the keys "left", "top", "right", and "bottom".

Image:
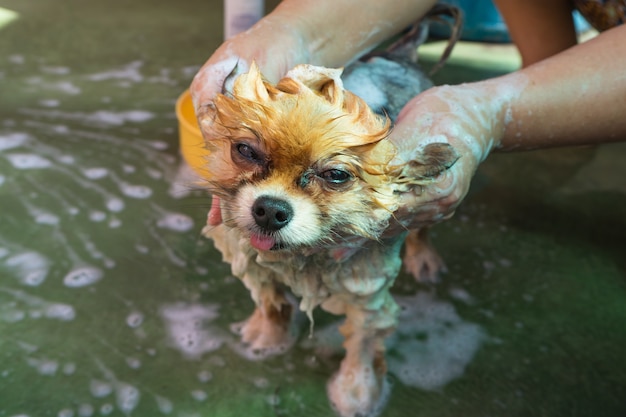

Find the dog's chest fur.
[{"left": 207, "top": 224, "right": 407, "bottom": 320}]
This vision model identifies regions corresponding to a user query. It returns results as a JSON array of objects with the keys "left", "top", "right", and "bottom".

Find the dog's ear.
[
  {"left": 405, "top": 142, "right": 460, "bottom": 179},
  {"left": 281, "top": 64, "right": 345, "bottom": 106},
  {"left": 231, "top": 61, "right": 270, "bottom": 102}
]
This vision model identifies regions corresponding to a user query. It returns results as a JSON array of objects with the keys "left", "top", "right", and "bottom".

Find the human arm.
[{"left": 389, "top": 24, "right": 626, "bottom": 229}]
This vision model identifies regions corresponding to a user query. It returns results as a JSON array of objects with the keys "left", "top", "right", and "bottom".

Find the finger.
[{"left": 190, "top": 55, "right": 244, "bottom": 112}]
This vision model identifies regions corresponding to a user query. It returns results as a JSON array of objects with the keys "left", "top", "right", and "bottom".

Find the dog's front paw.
[
  {"left": 231, "top": 303, "right": 295, "bottom": 359},
  {"left": 327, "top": 363, "right": 390, "bottom": 417}
]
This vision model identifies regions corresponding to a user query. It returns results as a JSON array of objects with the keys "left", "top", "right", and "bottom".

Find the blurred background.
[{"left": 0, "top": 1, "right": 624, "bottom": 416}]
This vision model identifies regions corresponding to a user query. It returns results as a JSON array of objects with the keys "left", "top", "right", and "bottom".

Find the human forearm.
[
  {"left": 497, "top": 25, "right": 626, "bottom": 150},
  {"left": 274, "top": 0, "right": 438, "bottom": 67}
]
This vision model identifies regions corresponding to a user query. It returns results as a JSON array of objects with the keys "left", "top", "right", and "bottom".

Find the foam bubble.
[
  {"left": 63, "top": 266, "right": 103, "bottom": 288},
  {"left": 27, "top": 357, "right": 59, "bottom": 376},
  {"left": 157, "top": 213, "right": 194, "bottom": 233},
  {"left": 0, "top": 132, "right": 30, "bottom": 150},
  {"left": 191, "top": 390, "right": 207, "bottom": 402},
  {"left": 387, "top": 293, "right": 485, "bottom": 391},
  {"left": 34, "top": 211, "right": 60, "bottom": 225},
  {"left": 90, "top": 379, "right": 113, "bottom": 398},
  {"left": 39, "top": 99, "right": 61, "bottom": 108},
  {"left": 106, "top": 198, "right": 125, "bottom": 212},
  {"left": 83, "top": 167, "right": 109, "bottom": 180},
  {"left": 116, "top": 383, "right": 140, "bottom": 414},
  {"left": 125, "top": 357, "right": 141, "bottom": 369},
  {"left": 160, "top": 303, "right": 227, "bottom": 359},
  {"left": 88, "top": 110, "right": 154, "bottom": 126},
  {"left": 6, "top": 153, "right": 52, "bottom": 169},
  {"left": 5, "top": 251, "right": 50, "bottom": 286},
  {"left": 119, "top": 182, "right": 152, "bottom": 199},
  {"left": 45, "top": 303, "right": 76, "bottom": 321},
  {"left": 154, "top": 396, "right": 173, "bottom": 414},
  {"left": 126, "top": 311, "right": 144, "bottom": 328},
  {"left": 89, "top": 211, "right": 107, "bottom": 222}
]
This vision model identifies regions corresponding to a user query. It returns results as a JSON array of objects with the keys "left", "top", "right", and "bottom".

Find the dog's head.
[{"left": 199, "top": 62, "right": 457, "bottom": 251}]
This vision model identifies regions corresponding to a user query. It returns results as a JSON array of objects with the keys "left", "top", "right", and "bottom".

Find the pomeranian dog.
[{"left": 198, "top": 8, "right": 461, "bottom": 417}]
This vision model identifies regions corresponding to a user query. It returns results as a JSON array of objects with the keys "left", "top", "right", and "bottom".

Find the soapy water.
[{"left": 0, "top": 58, "right": 218, "bottom": 416}]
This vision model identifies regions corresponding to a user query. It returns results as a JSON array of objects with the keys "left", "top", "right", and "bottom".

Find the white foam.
[
  {"left": 125, "top": 357, "right": 141, "bottom": 369},
  {"left": 105, "top": 198, "right": 125, "bottom": 212},
  {"left": 0, "top": 132, "right": 30, "bottom": 150},
  {"left": 4, "top": 251, "right": 50, "bottom": 286},
  {"left": 63, "top": 266, "right": 103, "bottom": 288},
  {"left": 83, "top": 167, "right": 109, "bottom": 180},
  {"left": 387, "top": 292, "right": 485, "bottom": 391},
  {"left": 44, "top": 303, "right": 76, "bottom": 321},
  {"left": 39, "top": 99, "right": 61, "bottom": 108},
  {"left": 160, "top": 303, "right": 227, "bottom": 359},
  {"left": 157, "top": 213, "right": 194, "bottom": 233},
  {"left": 34, "top": 211, "right": 60, "bottom": 225},
  {"left": 118, "top": 182, "right": 152, "bottom": 199},
  {"left": 126, "top": 311, "right": 144, "bottom": 328},
  {"left": 89, "top": 211, "right": 107, "bottom": 222},
  {"left": 191, "top": 390, "right": 208, "bottom": 402},
  {"left": 26, "top": 357, "right": 59, "bottom": 376},
  {"left": 40, "top": 66, "right": 70, "bottom": 75},
  {"left": 90, "top": 110, "right": 154, "bottom": 126},
  {"left": 115, "top": 382, "right": 140, "bottom": 414},
  {"left": 90, "top": 379, "right": 113, "bottom": 398},
  {"left": 154, "top": 396, "right": 173, "bottom": 414},
  {"left": 5, "top": 153, "right": 52, "bottom": 169},
  {"left": 87, "top": 61, "right": 144, "bottom": 83}
]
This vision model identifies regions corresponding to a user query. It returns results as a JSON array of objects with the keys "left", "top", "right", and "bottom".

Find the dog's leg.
[
  {"left": 403, "top": 227, "right": 446, "bottom": 283},
  {"left": 237, "top": 280, "right": 294, "bottom": 353},
  {"left": 326, "top": 291, "right": 399, "bottom": 417}
]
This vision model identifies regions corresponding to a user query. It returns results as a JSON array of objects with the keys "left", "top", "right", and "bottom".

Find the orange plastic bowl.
[{"left": 175, "top": 89, "right": 211, "bottom": 178}]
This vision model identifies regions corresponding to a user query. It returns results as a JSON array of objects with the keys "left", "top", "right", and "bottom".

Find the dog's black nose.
[{"left": 252, "top": 196, "right": 293, "bottom": 231}]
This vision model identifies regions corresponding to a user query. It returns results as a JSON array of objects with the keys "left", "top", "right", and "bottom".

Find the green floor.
[{"left": 1, "top": 1, "right": 625, "bottom": 416}]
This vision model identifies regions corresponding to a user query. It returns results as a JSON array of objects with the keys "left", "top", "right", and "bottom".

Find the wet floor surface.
[{"left": 1, "top": 1, "right": 625, "bottom": 416}]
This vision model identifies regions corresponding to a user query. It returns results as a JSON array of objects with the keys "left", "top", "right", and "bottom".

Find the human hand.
[
  {"left": 386, "top": 80, "right": 518, "bottom": 231},
  {"left": 190, "top": 15, "right": 311, "bottom": 120}
]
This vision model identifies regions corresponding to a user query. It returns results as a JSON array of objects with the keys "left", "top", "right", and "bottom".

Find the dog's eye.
[
  {"left": 319, "top": 169, "right": 352, "bottom": 184},
  {"left": 236, "top": 143, "right": 262, "bottom": 163}
]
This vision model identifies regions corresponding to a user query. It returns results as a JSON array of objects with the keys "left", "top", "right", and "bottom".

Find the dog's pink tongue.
[{"left": 250, "top": 234, "right": 275, "bottom": 251}]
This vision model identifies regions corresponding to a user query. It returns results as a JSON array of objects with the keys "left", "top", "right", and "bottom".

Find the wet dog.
[{"left": 199, "top": 7, "right": 461, "bottom": 417}]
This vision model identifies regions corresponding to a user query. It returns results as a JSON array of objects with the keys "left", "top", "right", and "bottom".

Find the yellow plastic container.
[{"left": 175, "top": 89, "right": 211, "bottom": 178}]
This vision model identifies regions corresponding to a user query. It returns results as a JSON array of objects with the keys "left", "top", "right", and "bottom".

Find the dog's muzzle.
[{"left": 252, "top": 196, "right": 294, "bottom": 232}]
